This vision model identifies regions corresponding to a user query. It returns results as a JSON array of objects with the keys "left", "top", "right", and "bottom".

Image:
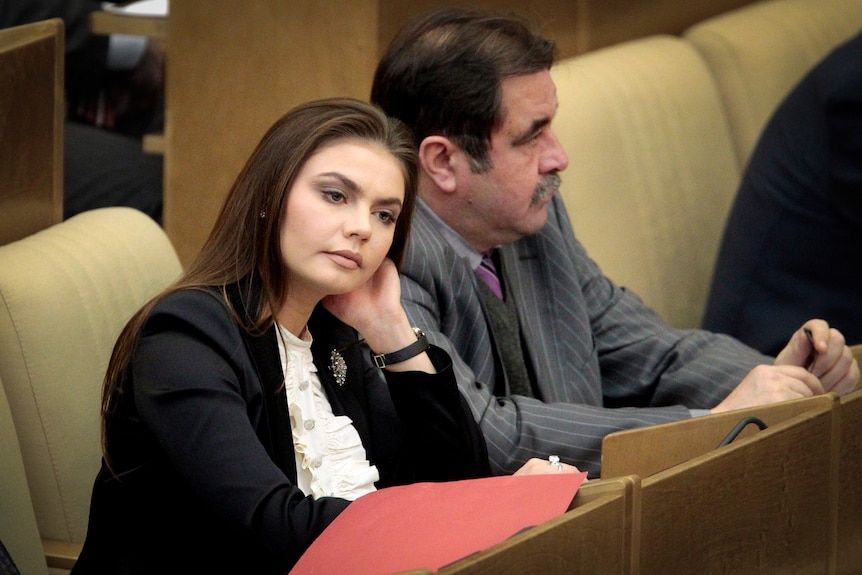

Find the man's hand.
[
  {"left": 774, "top": 320, "right": 859, "bottom": 395},
  {"left": 712, "top": 320, "right": 859, "bottom": 414},
  {"left": 513, "top": 457, "right": 583, "bottom": 476}
]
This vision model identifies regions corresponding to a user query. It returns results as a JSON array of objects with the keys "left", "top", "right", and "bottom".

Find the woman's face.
[{"left": 279, "top": 138, "right": 405, "bottom": 308}]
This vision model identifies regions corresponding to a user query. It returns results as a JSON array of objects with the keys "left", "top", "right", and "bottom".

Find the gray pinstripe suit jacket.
[{"left": 400, "top": 194, "right": 772, "bottom": 476}]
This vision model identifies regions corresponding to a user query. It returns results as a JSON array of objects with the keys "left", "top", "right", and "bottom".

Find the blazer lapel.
[
  {"left": 242, "top": 324, "right": 298, "bottom": 481},
  {"left": 309, "top": 307, "right": 372, "bottom": 447}
]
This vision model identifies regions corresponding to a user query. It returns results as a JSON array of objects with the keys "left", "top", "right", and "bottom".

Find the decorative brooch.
[{"left": 329, "top": 349, "right": 347, "bottom": 386}]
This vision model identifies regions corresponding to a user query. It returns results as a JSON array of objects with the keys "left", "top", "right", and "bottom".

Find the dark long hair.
[
  {"left": 371, "top": 7, "right": 556, "bottom": 170},
  {"left": 100, "top": 98, "right": 417, "bottom": 458}
]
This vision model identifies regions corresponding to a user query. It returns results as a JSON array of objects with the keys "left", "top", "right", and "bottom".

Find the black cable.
[{"left": 716, "top": 416, "right": 768, "bottom": 448}]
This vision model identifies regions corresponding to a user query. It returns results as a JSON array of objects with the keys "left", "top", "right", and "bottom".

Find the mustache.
[{"left": 531, "top": 172, "right": 561, "bottom": 205}]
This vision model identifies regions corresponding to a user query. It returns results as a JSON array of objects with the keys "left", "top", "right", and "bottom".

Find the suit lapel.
[{"left": 501, "top": 205, "right": 596, "bottom": 401}]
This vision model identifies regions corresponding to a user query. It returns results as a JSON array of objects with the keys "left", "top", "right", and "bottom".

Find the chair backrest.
[
  {"left": 0, "top": 18, "right": 64, "bottom": 245},
  {"left": 0, "top": 376, "right": 48, "bottom": 575},
  {"left": 0, "top": 207, "right": 182, "bottom": 553},
  {"left": 684, "top": 0, "right": 862, "bottom": 170},
  {"left": 551, "top": 35, "right": 740, "bottom": 328}
]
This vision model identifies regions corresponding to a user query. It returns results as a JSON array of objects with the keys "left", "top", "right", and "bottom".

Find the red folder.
[{"left": 290, "top": 472, "right": 587, "bottom": 574}]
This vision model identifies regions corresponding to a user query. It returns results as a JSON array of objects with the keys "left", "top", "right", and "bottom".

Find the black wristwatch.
[{"left": 371, "top": 327, "right": 428, "bottom": 368}]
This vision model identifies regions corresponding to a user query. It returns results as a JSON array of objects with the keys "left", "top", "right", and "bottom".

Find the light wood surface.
[
  {"left": 89, "top": 8, "right": 166, "bottom": 39},
  {"left": 0, "top": 19, "right": 63, "bottom": 245},
  {"left": 837, "top": 389, "right": 862, "bottom": 575},
  {"left": 601, "top": 393, "right": 839, "bottom": 479},
  {"left": 638, "top": 403, "right": 838, "bottom": 574},
  {"left": 439, "top": 475, "right": 641, "bottom": 575},
  {"left": 164, "top": 0, "right": 379, "bottom": 265}
]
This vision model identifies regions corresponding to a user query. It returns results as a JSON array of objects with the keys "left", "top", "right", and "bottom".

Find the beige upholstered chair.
[
  {"left": 551, "top": 35, "right": 741, "bottom": 329},
  {"left": 0, "top": 207, "right": 182, "bottom": 571},
  {"left": 0, "top": 376, "right": 48, "bottom": 575},
  {"left": 684, "top": 0, "right": 862, "bottom": 170}
]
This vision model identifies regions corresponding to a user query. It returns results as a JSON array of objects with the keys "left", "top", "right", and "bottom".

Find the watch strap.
[{"left": 371, "top": 327, "right": 428, "bottom": 368}]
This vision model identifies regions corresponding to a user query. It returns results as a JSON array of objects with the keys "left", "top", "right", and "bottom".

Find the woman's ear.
[{"left": 418, "top": 135, "right": 459, "bottom": 194}]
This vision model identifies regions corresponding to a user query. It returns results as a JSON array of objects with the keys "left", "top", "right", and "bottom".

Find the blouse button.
[
  {"left": 299, "top": 381, "right": 309, "bottom": 391},
  {"left": 304, "top": 420, "right": 316, "bottom": 431},
  {"left": 311, "top": 457, "right": 323, "bottom": 469}
]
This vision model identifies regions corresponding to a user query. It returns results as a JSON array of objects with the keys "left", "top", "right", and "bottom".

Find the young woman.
[{"left": 71, "top": 98, "right": 491, "bottom": 574}]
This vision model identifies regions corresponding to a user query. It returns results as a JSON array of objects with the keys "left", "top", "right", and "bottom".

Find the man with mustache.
[{"left": 370, "top": 7, "right": 859, "bottom": 478}]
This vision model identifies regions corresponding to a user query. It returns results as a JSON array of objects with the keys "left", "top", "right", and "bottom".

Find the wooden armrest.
[
  {"left": 42, "top": 539, "right": 82, "bottom": 570},
  {"left": 89, "top": 9, "right": 167, "bottom": 40},
  {"left": 143, "top": 133, "right": 165, "bottom": 155}
]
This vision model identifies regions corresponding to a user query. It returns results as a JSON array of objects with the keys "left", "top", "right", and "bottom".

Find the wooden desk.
[
  {"left": 0, "top": 19, "right": 63, "bottom": 244},
  {"left": 89, "top": 8, "right": 166, "bottom": 39},
  {"left": 638, "top": 403, "right": 838, "bottom": 575},
  {"left": 838, "top": 389, "right": 862, "bottom": 575},
  {"left": 601, "top": 394, "right": 839, "bottom": 479},
  {"left": 439, "top": 476, "right": 640, "bottom": 575}
]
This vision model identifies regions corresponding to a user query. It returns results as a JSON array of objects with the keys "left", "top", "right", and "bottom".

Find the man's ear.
[{"left": 418, "top": 135, "right": 459, "bottom": 193}]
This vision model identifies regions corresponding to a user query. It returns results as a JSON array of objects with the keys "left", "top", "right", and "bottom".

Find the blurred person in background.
[{"left": 1, "top": 0, "right": 164, "bottom": 221}]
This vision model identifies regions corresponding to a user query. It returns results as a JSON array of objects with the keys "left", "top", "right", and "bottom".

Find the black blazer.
[{"left": 73, "top": 285, "right": 488, "bottom": 575}]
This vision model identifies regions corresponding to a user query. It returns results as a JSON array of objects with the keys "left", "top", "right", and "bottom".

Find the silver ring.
[{"left": 548, "top": 455, "right": 563, "bottom": 471}]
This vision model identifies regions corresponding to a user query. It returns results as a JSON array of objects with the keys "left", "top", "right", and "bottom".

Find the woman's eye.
[
  {"left": 376, "top": 211, "right": 397, "bottom": 225},
  {"left": 322, "top": 189, "right": 346, "bottom": 203}
]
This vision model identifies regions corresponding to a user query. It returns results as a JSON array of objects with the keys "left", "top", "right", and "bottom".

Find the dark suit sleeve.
[
  {"left": 827, "top": 46, "right": 862, "bottom": 216},
  {"left": 400, "top": 198, "right": 769, "bottom": 477}
]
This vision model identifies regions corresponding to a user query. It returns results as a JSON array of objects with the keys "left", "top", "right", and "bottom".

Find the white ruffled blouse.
[{"left": 275, "top": 323, "right": 379, "bottom": 500}]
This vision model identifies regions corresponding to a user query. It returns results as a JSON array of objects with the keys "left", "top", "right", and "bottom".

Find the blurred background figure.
[
  {"left": 702, "top": 30, "right": 862, "bottom": 356},
  {"left": 1, "top": 0, "right": 164, "bottom": 222}
]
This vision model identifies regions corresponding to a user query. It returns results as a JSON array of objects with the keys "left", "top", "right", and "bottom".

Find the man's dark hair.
[{"left": 371, "top": 8, "right": 557, "bottom": 170}]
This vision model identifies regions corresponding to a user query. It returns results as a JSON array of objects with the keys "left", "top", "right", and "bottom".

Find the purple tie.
[{"left": 476, "top": 250, "right": 504, "bottom": 299}]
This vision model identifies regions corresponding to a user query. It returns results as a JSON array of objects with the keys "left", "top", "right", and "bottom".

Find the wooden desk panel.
[
  {"left": 601, "top": 394, "right": 839, "bottom": 480},
  {"left": 638, "top": 405, "right": 837, "bottom": 575},
  {"left": 164, "top": 0, "right": 378, "bottom": 265},
  {"left": 89, "top": 9, "right": 167, "bottom": 39},
  {"left": 439, "top": 476, "right": 640, "bottom": 575},
  {"left": 0, "top": 19, "right": 63, "bottom": 245},
  {"left": 838, "top": 390, "right": 862, "bottom": 575}
]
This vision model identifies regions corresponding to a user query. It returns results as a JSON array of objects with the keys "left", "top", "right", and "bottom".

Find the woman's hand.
[
  {"left": 513, "top": 457, "right": 583, "bottom": 476},
  {"left": 323, "top": 258, "right": 434, "bottom": 373},
  {"left": 323, "top": 258, "right": 404, "bottom": 336}
]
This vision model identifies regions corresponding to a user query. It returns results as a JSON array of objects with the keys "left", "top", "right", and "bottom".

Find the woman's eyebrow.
[
  {"left": 316, "top": 172, "right": 403, "bottom": 207},
  {"left": 376, "top": 197, "right": 404, "bottom": 209},
  {"left": 316, "top": 171, "right": 359, "bottom": 192}
]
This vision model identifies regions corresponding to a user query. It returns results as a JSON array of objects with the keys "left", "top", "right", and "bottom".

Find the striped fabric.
[
  {"left": 475, "top": 250, "right": 503, "bottom": 299},
  {"left": 399, "top": 195, "right": 771, "bottom": 477}
]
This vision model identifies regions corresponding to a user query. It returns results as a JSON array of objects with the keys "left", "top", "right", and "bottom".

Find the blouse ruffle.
[{"left": 276, "top": 324, "right": 379, "bottom": 500}]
